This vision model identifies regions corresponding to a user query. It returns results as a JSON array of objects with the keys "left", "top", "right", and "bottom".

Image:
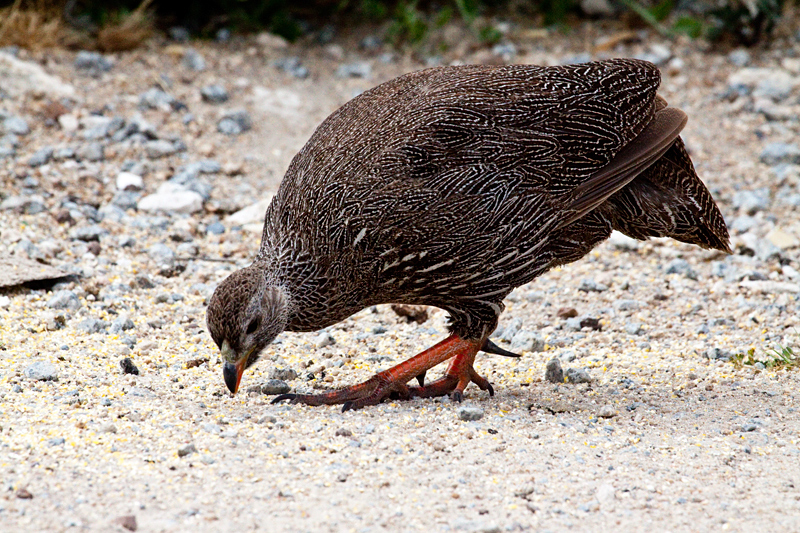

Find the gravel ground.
[{"left": 2, "top": 19, "right": 800, "bottom": 533}]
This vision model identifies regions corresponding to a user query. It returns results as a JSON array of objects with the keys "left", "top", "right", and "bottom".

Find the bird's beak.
[{"left": 221, "top": 340, "right": 248, "bottom": 394}]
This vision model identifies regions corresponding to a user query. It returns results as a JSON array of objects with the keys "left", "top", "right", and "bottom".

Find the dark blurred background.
[{"left": 0, "top": 0, "right": 795, "bottom": 51}]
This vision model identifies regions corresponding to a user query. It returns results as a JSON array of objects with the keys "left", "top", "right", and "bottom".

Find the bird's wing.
[{"left": 558, "top": 106, "right": 687, "bottom": 229}]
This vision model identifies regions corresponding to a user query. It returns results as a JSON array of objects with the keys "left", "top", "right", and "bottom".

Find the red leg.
[
  {"left": 272, "top": 334, "right": 491, "bottom": 411},
  {"left": 409, "top": 346, "right": 494, "bottom": 402}
]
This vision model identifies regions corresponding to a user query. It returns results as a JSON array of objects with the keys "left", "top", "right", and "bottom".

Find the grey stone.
[
  {"left": 315, "top": 331, "right": 336, "bottom": 348},
  {"left": 47, "top": 290, "right": 81, "bottom": 310},
  {"left": 169, "top": 26, "right": 190, "bottom": 41},
  {"left": 274, "top": 57, "right": 309, "bottom": 79},
  {"left": 457, "top": 406, "right": 484, "bottom": 421},
  {"left": 139, "top": 88, "right": 175, "bottom": 109},
  {"left": 24, "top": 361, "right": 59, "bottom": 381},
  {"left": 53, "top": 146, "right": 75, "bottom": 160},
  {"left": 216, "top": 28, "right": 231, "bottom": 42},
  {"left": 261, "top": 380, "right": 291, "bottom": 395},
  {"left": 545, "top": 358, "right": 564, "bottom": 383},
  {"left": 625, "top": 321, "right": 644, "bottom": 335},
  {"left": 147, "top": 243, "right": 175, "bottom": 265},
  {"left": 665, "top": 258, "right": 697, "bottom": 280},
  {"left": 110, "top": 316, "right": 135, "bottom": 334},
  {"left": 217, "top": 110, "right": 252, "bottom": 135},
  {"left": 81, "top": 116, "right": 124, "bottom": 139},
  {"left": 752, "top": 70, "right": 796, "bottom": 101},
  {"left": 3, "top": 115, "right": 29, "bottom": 135},
  {"left": 201, "top": 84, "right": 229, "bottom": 103},
  {"left": 760, "top": 143, "right": 800, "bottom": 166},
  {"left": 579, "top": 278, "right": 608, "bottom": 292},
  {"left": 581, "top": 0, "right": 615, "bottom": 16},
  {"left": 564, "top": 317, "right": 582, "bottom": 332},
  {"left": 77, "top": 142, "right": 104, "bottom": 161},
  {"left": 183, "top": 49, "right": 206, "bottom": 71},
  {"left": 703, "top": 347, "right": 731, "bottom": 361},
  {"left": 0, "top": 195, "right": 43, "bottom": 213},
  {"left": 206, "top": 221, "right": 225, "bottom": 235},
  {"left": 497, "top": 317, "right": 522, "bottom": 342},
  {"left": 730, "top": 215, "right": 758, "bottom": 233},
  {"left": 492, "top": 43, "right": 517, "bottom": 59},
  {"left": 336, "top": 62, "right": 372, "bottom": 78},
  {"left": 70, "top": 224, "right": 106, "bottom": 242},
  {"left": 510, "top": 330, "right": 544, "bottom": 352},
  {"left": 177, "top": 443, "right": 197, "bottom": 457},
  {"left": 74, "top": 51, "right": 113, "bottom": 74},
  {"left": 754, "top": 239, "right": 782, "bottom": 262},
  {"left": 732, "top": 188, "right": 770, "bottom": 214},
  {"left": 177, "top": 242, "right": 199, "bottom": 257},
  {"left": 728, "top": 49, "right": 750, "bottom": 67},
  {"left": 111, "top": 191, "right": 141, "bottom": 210},
  {"left": 270, "top": 367, "right": 298, "bottom": 381},
  {"left": 565, "top": 368, "right": 592, "bottom": 384},
  {"left": 76, "top": 318, "right": 109, "bottom": 334},
  {"left": 144, "top": 139, "right": 178, "bottom": 158},
  {"left": 598, "top": 405, "right": 617, "bottom": 418},
  {"left": 28, "top": 146, "right": 53, "bottom": 167},
  {"left": 613, "top": 299, "right": 641, "bottom": 312},
  {"left": 48, "top": 437, "right": 65, "bottom": 446}
]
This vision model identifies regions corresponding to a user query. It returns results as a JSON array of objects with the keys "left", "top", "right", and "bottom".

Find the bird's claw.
[{"left": 270, "top": 375, "right": 410, "bottom": 411}]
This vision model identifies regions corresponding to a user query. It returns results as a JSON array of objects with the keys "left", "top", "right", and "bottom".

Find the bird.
[{"left": 206, "top": 58, "right": 730, "bottom": 411}]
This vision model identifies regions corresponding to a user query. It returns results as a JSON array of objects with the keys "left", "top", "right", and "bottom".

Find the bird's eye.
[{"left": 246, "top": 318, "right": 260, "bottom": 335}]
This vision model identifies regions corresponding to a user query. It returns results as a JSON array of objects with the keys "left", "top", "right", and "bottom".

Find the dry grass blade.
[
  {"left": 96, "top": 0, "right": 154, "bottom": 52},
  {"left": 0, "top": 0, "right": 62, "bottom": 50}
]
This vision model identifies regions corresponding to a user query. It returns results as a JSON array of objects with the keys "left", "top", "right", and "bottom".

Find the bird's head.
[{"left": 206, "top": 264, "right": 289, "bottom": 394}]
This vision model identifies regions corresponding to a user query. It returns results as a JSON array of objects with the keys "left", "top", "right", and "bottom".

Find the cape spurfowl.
[{"left": 206, "top": 58, "right": 730, "bottom": 410}]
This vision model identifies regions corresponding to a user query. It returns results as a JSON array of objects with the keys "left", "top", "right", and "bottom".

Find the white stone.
[
  {"left": 0, "top": 52, "right": 75, "bottom": 98},
  {"left": 256, "top": 32, "right": 288, "bottom": 49},
  {"left": 740, "top": 280, "right": 800, "bottom": 294},
  {"left": 58, "top": 113, "right": 79, "bottom": 132},
  {"left": 766, "top": 228, "right": 799, "bottom": 249},
  {"left": 116, "top": 172, "right": 144, "bottom": 191},
  {"left": 250, "top": 86, "right": 302, "bottom": 117},
  {"left": 607, "top": 230, "right": 640, "bottom": 250},
  {"left": 137, "top": 184, "right": 203, "bottom": 214},
  {"left": 227, "top": 196, "right": 274, "bottom": 225}
]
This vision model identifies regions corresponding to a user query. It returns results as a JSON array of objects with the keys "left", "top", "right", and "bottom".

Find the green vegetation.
[
  {"left": 0, "top": 0, "right": 795, "bottom": 49},
  {"left": 732, "top": 344, "right": 800, "bottom": 371}
]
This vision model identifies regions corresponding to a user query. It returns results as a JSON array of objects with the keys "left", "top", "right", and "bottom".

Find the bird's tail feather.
[{"left": 599, "top": 138, "right": 731, "bottom": 253}]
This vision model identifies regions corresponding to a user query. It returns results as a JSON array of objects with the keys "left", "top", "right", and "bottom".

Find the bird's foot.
[
  {"left": 272, "top": 334, "right": 483, "bottom": 411},
  {"left": 408, "top": 347, "right": 493, "bottom": 402},
  {"left": 272, "top": 374, "right": 411, "bottom": 411}
]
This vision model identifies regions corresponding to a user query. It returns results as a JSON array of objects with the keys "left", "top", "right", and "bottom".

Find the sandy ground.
[{"left": 1, "top": 19, "right": 800, "bottom": 532}]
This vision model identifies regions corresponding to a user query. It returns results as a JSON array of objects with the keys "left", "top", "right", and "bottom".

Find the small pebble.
[
  {"left": 557, "top": 307, "right": 578, "bottom": 319},
  {"left": 261, "top": 379, "right": 290, "bottom": 395},
  {"left": 270, "top": 368, "right": 298, "bottom": 381},
  {"left": 24, "top": 361, "right": 59, "bottom": 381},
  {"left": 565, "top": 368, "right": 591, "bottom": 384},
  {"left": 598, "top": 405, "right": 617, "bottom": 418},
  {"left": 458, "top": 406, "right": 484, "bottom": 421},
  {"left": 113, "top": 515, "right": 138, "bottom": 531},
  {"left": 545, "top": 358, "right": 564, "bottom": 383},
  {"left": 201, "top": 84, "right": 229, "bottom": 103},
  {"left": 177, "top": 443, "right": 198, "bottom": 457},
  {"left": 120, "top": 357, "right": 140, "bottom": 375},
  {"left": 217, "top": 110, "right": 252, "bottom": 135}
]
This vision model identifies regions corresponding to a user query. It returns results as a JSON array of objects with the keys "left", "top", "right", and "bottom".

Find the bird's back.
[{"left": 257, "top": 59, "right": 727, "bottom": 337}]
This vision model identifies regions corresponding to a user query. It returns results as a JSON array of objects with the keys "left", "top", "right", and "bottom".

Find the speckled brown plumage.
[{"left": 206, "top": 58, "right": 730, "bottom": 408}]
